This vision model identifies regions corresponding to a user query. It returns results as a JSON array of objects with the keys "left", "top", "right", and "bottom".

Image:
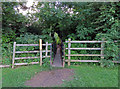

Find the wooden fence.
[
  {"left": 12, "top": 39, "right": 52, "bottom": 68},
  {"left": 1, "top": 38, "right": 119, "bottom": 68},
  {"left": 65, "top": 38, "right": 120, "bottom": 66}
]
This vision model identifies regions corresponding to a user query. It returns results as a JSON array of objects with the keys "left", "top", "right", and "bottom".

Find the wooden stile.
[
  {"left": 12, "top": 42, "right": 16, "bottom": 68},
  {"left": 39, "top": 39, "right": 42, "bottom": 66}
]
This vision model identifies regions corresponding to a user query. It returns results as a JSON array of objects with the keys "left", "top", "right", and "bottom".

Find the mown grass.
[
  {"left": 61, "top": 64, "right": 118, "bottom": 87},
  {"left": 2, "top": 65, "right": 49, "bottom": 87},
  {"left": 2, "top": 64, "right": 118, "bottom": 87}
]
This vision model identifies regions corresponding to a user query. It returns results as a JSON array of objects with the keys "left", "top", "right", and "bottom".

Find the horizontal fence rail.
[
  {"left": 65, "top": 60, "right": 100, "bottom": 62},
  {"left": 65, "top": 41, "right": 107, "bottom": 43},
  {"left": 65, "top": 40, "right": 119, "bottom": 43},
  {"left": 65, "top": 60, "right": 120, "bottom": 63},
  {"left": 0, "top": 65, "right": 11, "bottom": 68},
  {"left": 66, "top": 38, "right": 105, "bottom": 66},
  {"left": 14, "top": 62, "right": 39, "bottom": 66},
  {"left": 65, "top": 38, "right": 120, "bottom": 66},
  {"left": 16, "top": 44, "right": 39, "bottom": 46},
  {"left": 66, "top": 54, "right": 101, "bottom": 56},
  {"left": 15, "top": 50, "right": 51, "bottom": 53},
  {"left": 15, "top": 51, "right": 40, "bottom": 53},
  {"left": 16, "top": 44, "right": 51, "bottom": 46},
  {"left": 14, "top": 56, "right": 51, "bottom": 60},
  {"left": 66, "top": 48, "right": 101, "bottom": 50}
]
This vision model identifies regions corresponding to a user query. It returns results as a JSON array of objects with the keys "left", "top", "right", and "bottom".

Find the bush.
[{"left": 2, "top": 33, "right": 42, "bottom": 65}]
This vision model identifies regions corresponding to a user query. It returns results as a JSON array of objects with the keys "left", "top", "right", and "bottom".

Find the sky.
[
  {"left": 15, "top": 1, "right": 74, "bottom": 16},
  {"left": 15, "top": 0, "right": 38, "bottom": 15}
]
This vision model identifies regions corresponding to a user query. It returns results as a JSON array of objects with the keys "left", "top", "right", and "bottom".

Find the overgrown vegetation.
[{"left": 2, "top": 2, "right": 120, "bottom": 67}]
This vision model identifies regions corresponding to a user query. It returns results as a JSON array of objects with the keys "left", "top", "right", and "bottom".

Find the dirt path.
[{"left": 25, "top": 68, "right": 74, "bottom": 87}]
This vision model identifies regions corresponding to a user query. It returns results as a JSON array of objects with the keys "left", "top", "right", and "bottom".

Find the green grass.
[
  {"left": 2, "top": 64, "right": 118, "bottom": 87},
  {"left": 2, "top": 65, "right": 49, "bottom": 87},
  {"left": 61, "top": 64, "right": 118, "bottom": 87},
  {"left": 0, "top": 68, "right": 2, "bottom": 89}
]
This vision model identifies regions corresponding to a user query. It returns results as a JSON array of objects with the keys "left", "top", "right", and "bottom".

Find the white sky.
[
  {"left": 26, "top": 0, "right": 34, "bottom": 7},
  {"left": 14, "top": 1, "right": 75, "bottom": 17},
  {"left": 16, "top": 0, "right": 38, "bottom": 15}
]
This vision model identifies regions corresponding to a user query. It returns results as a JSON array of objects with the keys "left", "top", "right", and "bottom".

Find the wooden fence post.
[
  {"left": 101, "top": 38, "right": 105, "bottom": 60},
  {"left": 68, "top": 38, "right": 71, "bottom": 66},
  {"left": 45, "top": 42, "right": 48, "bottom": 57},
  {"left": 63, "top": 44, "right": 65, "bottom": 67},
  {"left": 12, "top": 42, "right": 16, "bottom": 68},
  {"left": 39, "top": 39, "right": 42, "bottom": 66}
]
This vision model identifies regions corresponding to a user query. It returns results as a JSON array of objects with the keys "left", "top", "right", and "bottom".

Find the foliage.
[
  {"left": 31, "top": 2, "right": 74, "bottom": 41},
  {"left": 2, "top": 30, "right": 16, "bottom": 64},
  {"left": 15, "top": 33, "right": 42, "bottom": 64},
  {"left": 2, "top": 2, "right": 28, "bottom": 35},
  {"left": 2, "top": 2, "right": 29, "bottom": 64},
  {"left": 92, "top": 2, "right": 120, "bottom": 66},
  {"left": 2, "top": 2, "right": 120, "bottom": 67},
  {"left": 54, "top": 32, "right": 61, "bottom": 45},
  {"left": 42, "top": 57, "right": 51, "bottom": 67},
  {"left": 2, "top": 33, "right": 42, "bottom": 65},
  {"left": 16, "top": 33, "right": 41, "bottom": 44}
]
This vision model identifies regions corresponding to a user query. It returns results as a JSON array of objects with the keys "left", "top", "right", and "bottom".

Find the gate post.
[
  {"left": 12, "top": 42, "right": 16, "bottom": 68},
  {"left": 39, "top": 39, "right": 42, "bottom": 66},
  {"left": 68, "top": 38, "right": 71, "bottom": 66},
  {"left": 63, "top": 44, "right": 65, "bottom": 67},
  {"left": 45, "top": 42, "right": 48, "bottom": 57},
  {"left": 101, "top": 38, "right": 105, "bottom": 60}
]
